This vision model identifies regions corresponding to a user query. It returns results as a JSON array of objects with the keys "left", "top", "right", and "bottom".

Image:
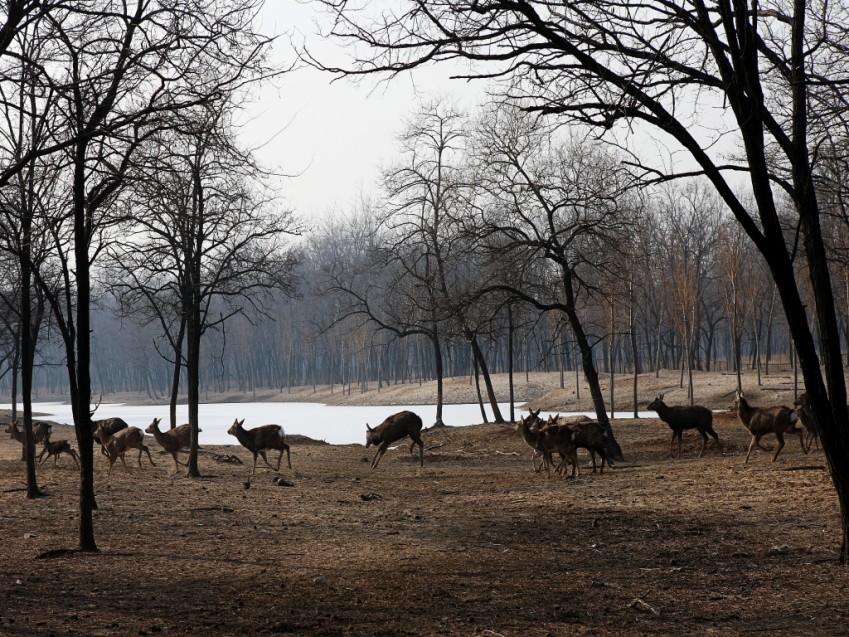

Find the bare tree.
[
  {"left": 0, "top": 0, "right": 279, "bottom": 552},
  {"left": 107, "top": 100, "right": 301, "bottom": 478},
  {"left": 309, "top": 0, "right": 849, "bottom": 563},
  {"left": 656, "top": 182, "right": 721, "bottom": 404},
  {"left": 468, "top": 103, "right": 630, "bottom": 454}
]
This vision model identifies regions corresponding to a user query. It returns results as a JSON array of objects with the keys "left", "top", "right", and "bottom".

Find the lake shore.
[{"left": 3, "top": 367, "right": 806, "bottom": 418}]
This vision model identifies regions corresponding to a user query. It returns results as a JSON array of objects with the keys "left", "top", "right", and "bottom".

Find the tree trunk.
[
  {"left": 20, "top": 201, "right": 43, "bottom": 499},
  {"left": 72, "top": 144, "right": 97, "bottom": 552},
  {"left": 431, "top": 324, "right": 445, "bottom": 427},
  {"left": 169, "top": 316, "right": 186, "bottom": 429},
  {"left": 508, "top": 304, "right": 515, "bottom": 423},
  {"left": 469, "top": 334, "right": 504, "bottom": 424}
]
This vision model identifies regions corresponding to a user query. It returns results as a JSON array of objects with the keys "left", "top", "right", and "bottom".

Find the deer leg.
[
  {"left": 708, "top": 428, "right": 721, "bottom": 454},
  {"left": 371, "top": 442, "right": 390, "bottom": 469},
  {"left": 141, "top": 444, "right": 155, "bottom": 467},
  {"left": 745, "top": 435, "right": 760, "bottom": 463},
  {"left": 772, "top": 433, "right": 786, "bottom": 462},
  {"left": 257, "top": 450, "right": 275, "bottom": 470},
  {"left": 532, "top": 450, "right": 545, "bottom": 473},
  {"left": 598, "top": 449, "right": 608, "bottom": 473},
  {"left": 669, "top": 432, "right": 677, "bottom": 458},
  {"left": 37, "top": 448, "right": 48, "bottom": 465},
  {"left": 698, "top": 430, "right": 709, "bottom": 458},
  {"left": 69, "top": 449, "right": 80, "bottom": 469},
  {"left": 796, "top": 428, "right": 807, "bottom": 454},
  {"left": 678, "top": 431, "right": 684, "bottom": 459},
  {"left": 410, "top": 433, "right": 424, "bottom": 466}
]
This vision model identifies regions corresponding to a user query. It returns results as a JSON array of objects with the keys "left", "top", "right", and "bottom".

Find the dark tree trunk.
[{"left": 469, "top": 334, "right": 504, "bottom": 424}]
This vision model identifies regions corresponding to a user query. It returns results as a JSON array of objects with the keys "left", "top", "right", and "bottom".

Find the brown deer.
[
  {"left": 38, "top": 439, "right": 80, "bottom": 469},
  {"left": 5, "top": 420, "right": 53, "bottom": 460},
  {"left": 647, "top": 394, "right": 720, "bottom": 458},
  {"left": 732, "top": 391, "right": 806, "bottom": 462},
  {"left": 91, "top": 417, "right": 129, "bottom": 457},
  {"left": 145, "top": 418, "right": 196, "bottom": 472},
  {"left": 227, "top": 419, "right": 291, "bottom": 476},
  {"left": 96, "top": 423, "right": 156, "bottom": 475},
  {"left": 538, "top": 422, "right": 579, "bottom": 478},
  {"left": 515, "top": 409, "right": 548, "bottom": 473},
  {"left": 793, "top": 393, "right": 821, "bottom": 453},
  {"left": 365, "top": 411, "right": 424, "bottom": 469}
]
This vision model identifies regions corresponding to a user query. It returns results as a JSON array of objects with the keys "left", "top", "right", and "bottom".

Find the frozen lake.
[{"left": 2, "top": 401, "right": 655, "bottom": 445}]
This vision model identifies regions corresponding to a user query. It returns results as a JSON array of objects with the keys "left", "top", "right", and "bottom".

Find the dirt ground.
[{"left": 2, "top": 370, "right": 848, "bottom": 636}]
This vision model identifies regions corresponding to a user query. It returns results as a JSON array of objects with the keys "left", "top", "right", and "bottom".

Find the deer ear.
[
  {"left": 659, "top": 393, "right": 664, "bottom": 400},
  {"left": 366, "top": 423, "right": 373, "bottom": 431}
]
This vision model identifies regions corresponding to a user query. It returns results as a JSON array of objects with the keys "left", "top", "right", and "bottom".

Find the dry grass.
[{"left": 1, "top": 374, "right": 847, "bottom": 636}]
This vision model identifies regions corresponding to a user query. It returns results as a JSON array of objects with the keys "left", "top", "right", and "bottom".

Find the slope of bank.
[{"left": 3, "top": 368, "right": 808, "bottom": 418}]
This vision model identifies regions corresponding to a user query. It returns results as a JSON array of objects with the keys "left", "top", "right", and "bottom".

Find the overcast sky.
[{"left": 239, "top": 2, "right": 485, "bottom": 221}]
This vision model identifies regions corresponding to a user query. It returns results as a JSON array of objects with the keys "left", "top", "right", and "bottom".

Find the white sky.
[
  {"left": 241, "top": 2, "right": 486, "bottom": 220},
  {"left": 242, "top": 2, "right": 743, "bottom": 222}
]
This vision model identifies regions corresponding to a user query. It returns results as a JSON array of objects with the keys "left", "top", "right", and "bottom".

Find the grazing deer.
[
  {"left": 227, "top": 419, "right": 291, "bottom": 476},
  {"left": 96, "top": 423, "right": 156, "bottom": 475},
  {"left": 732, "top": 391, "right": 805, "bottom": 462},
  {"left": 145, "top": 418, "right": 196, "bottom": 472},
  {"left": 365, "top": 411, "right": 424, "bottom": 469},
  {"left": 38, "top": 439, "right": 80, "bottom": 469},
  {"left": 647, "top": 394, "right": 720, "bottom": 458},
  {"left": 5, "top": 420, "right": 53, "bottom": 460}
]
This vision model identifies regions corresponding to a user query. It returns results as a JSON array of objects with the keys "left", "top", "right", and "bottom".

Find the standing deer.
[
  {"left": 515, "top": 409, "right": 549, "bottom": 473},
  {"left": 732, "top": 391, "right": 806, "bottom": 462},
  {"left": 5, "top": 420, "right": 53, "bottom": 460},
  {"left": 647, "top": 394, "right": 720, "bottom": 458},
  {"left": 227, "top": 419, "right": 291, "bottom": 476},
  {"left": 365, "top": 411, "right": 424, "bottom": 469},
  {"left": 96, "top": 423, "right": 156, "bottom": 475},
  {"left": 793, "top": 393, "right": 821, "bottom": 453},
  {"left": 145, "top": 418, "right": 196, "bottom": 472}
]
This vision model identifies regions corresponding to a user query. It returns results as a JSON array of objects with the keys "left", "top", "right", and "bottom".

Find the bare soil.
[{"left": 1, "top": 370, "right": 847, "bottom": 636}]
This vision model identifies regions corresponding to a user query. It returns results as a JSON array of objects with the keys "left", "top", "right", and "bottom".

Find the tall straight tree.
[{"left": 311, "top": 0, "right": 849, "bottom": 564}]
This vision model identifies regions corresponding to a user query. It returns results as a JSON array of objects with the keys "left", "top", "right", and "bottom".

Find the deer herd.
[{"left": 2, "top": 388, "right": 824, "bottom": 481}]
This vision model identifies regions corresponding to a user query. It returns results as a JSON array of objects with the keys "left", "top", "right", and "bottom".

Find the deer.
[
  {"left": 647, "top": 394, "right": 720, "bottom": 458},
  {"left": 5, "top": 420, "right": 53, "bottom": 460},
  {"left": 38, "top": 439, "right": 80, "bottom": 469},
  {"left": 515, "top": 409, "right": 549, "bottom": 473},
  {"left": 95, "top": 423, "right": 156, "bottom": 475},
  {"left": 572, "top": 421, "right": 613, "bottom": 472},
  {"left": 732, "top": 391, "right": 806, "bottom": 463},
  {"left": 538, "top": 422, "right": 579, "bottom": 478},
  {"left": 365, "top": 410, "right": 424, "bottom": 469},
  {"left": 515, "top": 411, "right": 578, "bottom": 477},
  {"left": 793, "top": 393, "right": 821, "bottom": 453},
  {"left": 145, "top": 418, "right": 197, "bottom": 472},
  {"left": 227, "top": 419, "right": 291, "bottom": 476},
  {"left": 91, "top": 417, "right": 129, "bottom": 457}
]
